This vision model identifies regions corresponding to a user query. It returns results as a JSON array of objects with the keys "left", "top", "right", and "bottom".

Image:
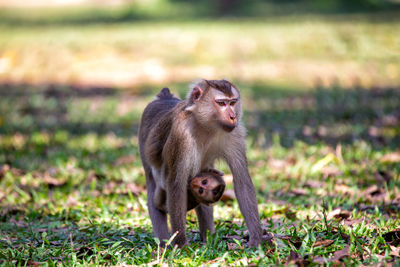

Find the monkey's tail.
[{"left": 157, "top": 87, "right": 174, "bottom": 99}]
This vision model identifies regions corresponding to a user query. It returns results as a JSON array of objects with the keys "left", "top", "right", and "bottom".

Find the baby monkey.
[{"left": 154, "top": 169, "right": 226, "bottom": 213}]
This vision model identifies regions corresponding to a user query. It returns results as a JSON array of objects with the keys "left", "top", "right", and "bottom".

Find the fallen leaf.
[
  {"left": 114, "top": 155, "right": 136, "bottom": 166},
  {"left": 220, "top": 189, "right": 235, "bottom": 202},
  {"left": 320, "top": 165, "right": 342, "bottom": 178},
  {"left": 102, "top": 181, "right": 143, "bottom": 195},
  {"left": 380, "top": 152, "right": 400, "bottom": 163},
  {"left": 288, "top": 188, "right": 307, "bottom": 196},
  {"left": 334, "top": 184, "right": 353, "bottom": 195},
  {"left": 42, "top": 174, "right": 66, "bottom": 187},
  {"left": 67, "top": 195, "right": 78, "bottom": 206},
  {"left": 304, "top": 180, "right": 325, "bottom": 189},
  {"left": 313, "top": 245, "right": 350, "bottom": 264},
  {"left": 342, "top": 218, "right": 366, "bottom": 227},
  {"left": 362, "top": 185, "right": 388, "bottom": 203},
  {"left": 331, "top": 245, "right": 350, "bottom": 261},
  {"left": 312, "top": 239, "right": 334, "bottom": 248},
  {"left": 390, "top": 245, "right": 400, "bottom": 257},
  {"left": 334, "top": 210, "right": 351, "bottom": 220}
]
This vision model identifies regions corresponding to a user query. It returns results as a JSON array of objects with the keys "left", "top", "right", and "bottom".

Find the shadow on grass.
[
  {"left": 1, "top": 81, "right": 399, "bottom": 145},
  {"left": 245, "top": 83, "right": 400, "bottom": 149}
]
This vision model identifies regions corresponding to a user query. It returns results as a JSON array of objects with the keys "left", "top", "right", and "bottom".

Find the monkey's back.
[{"left": 138, "top": 88, "right": 182, "bottom": 168}]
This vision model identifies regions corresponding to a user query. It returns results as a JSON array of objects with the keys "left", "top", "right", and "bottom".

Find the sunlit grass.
[{"left": 0, "top": 16, "right": 399, "bottom": 89}]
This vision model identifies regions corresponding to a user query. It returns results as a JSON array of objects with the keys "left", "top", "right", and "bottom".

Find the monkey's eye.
[
  {"left": 230, "top": 100, "right": 237, "bottom": 106},
  {"left": 201, "top": 179, "right": 207, "bottom": 185},
  {"left": 216, "top": 100, "right": 226, "bottom": 107},
  {"left": 198, "top": 188, "right": 204, "bottom": 194}
]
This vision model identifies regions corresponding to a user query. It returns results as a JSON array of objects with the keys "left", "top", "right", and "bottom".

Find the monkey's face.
[
  {"left": 212, "top": 88, "right": 240, "bottom": 132},
  {"left": 189, "top": 173, "right": 226, "bottom": 205},
  {"left": 189, "top": 84, "right": 241, "bottom": 132}
]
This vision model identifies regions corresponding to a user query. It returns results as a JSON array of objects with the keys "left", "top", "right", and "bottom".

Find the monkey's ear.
[
  {"left": 209, "top": 169, "right": 224, "bottom": 176},
  {"left": 191, "top": 86, "right": 203, "bottom": 102}
]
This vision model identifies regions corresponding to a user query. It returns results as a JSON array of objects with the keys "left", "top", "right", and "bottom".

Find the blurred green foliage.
[{"left": 0, "top": 0, "right": 399, "bottom": 26}]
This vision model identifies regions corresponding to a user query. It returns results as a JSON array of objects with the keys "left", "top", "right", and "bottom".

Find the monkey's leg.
[
  {"left": 145, "top": 169, "right": 169, "bottom": 243},
  {"left": 195, "top": 204, "right": 215, "bottom": 241},
  {"left": 153, "top": 186, "right": 167, "bottom": 212}
]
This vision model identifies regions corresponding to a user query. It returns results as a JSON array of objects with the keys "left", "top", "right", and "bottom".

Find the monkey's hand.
[
  {"left": 247, "top": 236, "right": 262, "bottom": 247},
  {"left": 173, "top": 234, "right": 189, "bottom": 248}
]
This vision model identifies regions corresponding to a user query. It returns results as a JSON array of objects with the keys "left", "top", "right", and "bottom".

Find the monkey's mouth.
[
  {"left": 213, "top": 184, "right": 225, "bottom": 202},
  {"left": 221, "top": 123, "right": 236, "bottom": 132}
]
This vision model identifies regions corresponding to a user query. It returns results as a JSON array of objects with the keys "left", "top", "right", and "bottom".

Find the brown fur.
[
  {"left": 138, "top": 80, "right": 262, "bottom": 247},
  {"left": 154, "top": 170, "right": 225, "bottom": 213}
]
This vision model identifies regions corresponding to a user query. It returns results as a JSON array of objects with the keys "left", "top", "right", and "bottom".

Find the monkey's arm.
[
  {"left": 163, "top": 131, "right": 196, "bottom": 247},
  {"left": 166, "top": 163, "right": 189, "bottom": 247},
  {"left": 225, "top": 140, "right": 263, "bottom": 247}
]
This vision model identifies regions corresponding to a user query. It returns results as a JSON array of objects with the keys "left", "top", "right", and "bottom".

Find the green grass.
[
  {"left": 0, "top": 82, "right": 399, "bottom": 265},
  {"left": 0, "top": 6, "right": 399, "bottom": 265}
]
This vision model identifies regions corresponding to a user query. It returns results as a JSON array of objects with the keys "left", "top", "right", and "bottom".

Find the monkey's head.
[
  {"left": 189, "top": 170, "right": 226, "bottom": 205},
  {"left": 186, "top": 79, "right": 241, "bottom": 132}
]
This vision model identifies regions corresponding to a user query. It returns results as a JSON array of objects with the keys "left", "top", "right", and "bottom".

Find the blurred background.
[{"left": 1, "top": 0, "right": 400, "bottom": 153}]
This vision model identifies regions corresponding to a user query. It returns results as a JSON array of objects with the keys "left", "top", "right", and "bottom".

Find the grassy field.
[{"left": 0, "top": 7, "right": 400, "bottom": 266}]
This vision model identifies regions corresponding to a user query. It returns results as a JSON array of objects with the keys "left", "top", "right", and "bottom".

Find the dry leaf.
[
  {"left": 312, "top": 239, "right": 334, "bottom": 248},
  {"left": 114, "top": 155, "right": 136, "bottom": 166},
  {"left": 42, "top": 174, "right": 66, "bottom": 187},
  {"left": 304, "top": 180, "right": 325, "bottom": 189},
  {"left": 331, "top": 246, "right": 350, "bottom": 261},
  {"left": 313, "top": 245, "right": 350, "bottom": 264},
  {"left": 288, "top": 188, "right": 307, "bottom": 196},
  {"left": 390, "top": 245, "right": 400, "bottom": 257},
  {"left": 380, "top": 152, "right": 400, "bottom": 163},
  {"left": 334, "top": 184, "right": 353, "bottom": 195},
  {"left": 67, "top": 194, "right": 78, "bottom": 206}
]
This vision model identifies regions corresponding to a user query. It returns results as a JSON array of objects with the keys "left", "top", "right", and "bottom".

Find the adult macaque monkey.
[
  {"left": 138, "top": 79, "right": 263, "bottom": 247},
  {"left": 154, "top": 168, "right": 226, "bottom": 213}
]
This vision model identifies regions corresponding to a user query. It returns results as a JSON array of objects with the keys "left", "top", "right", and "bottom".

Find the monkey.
[
  {"left": 138, "top": 79, "right": 263, "bottom": 247},
  {"left": 154, "top": 168, "right": 226, "bottom": 213}
]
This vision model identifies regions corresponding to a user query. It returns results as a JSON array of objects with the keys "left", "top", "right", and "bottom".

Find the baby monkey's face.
[{"left": 189, "top": 171, "right": 225, "bottom": 205}]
